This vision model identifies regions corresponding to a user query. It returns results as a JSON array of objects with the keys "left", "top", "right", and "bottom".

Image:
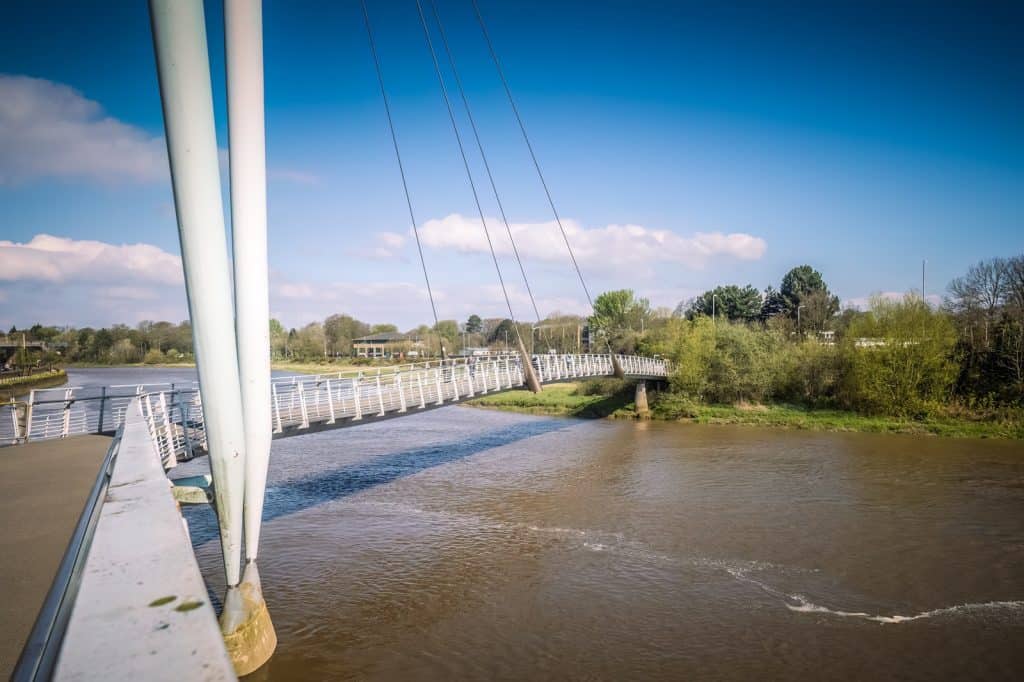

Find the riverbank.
[
  {"left": 0, "top": 369, "right": 67, "bottom": 401},
  {"left": 467, "top": 382, "right": 1024, "bottom": 440}
]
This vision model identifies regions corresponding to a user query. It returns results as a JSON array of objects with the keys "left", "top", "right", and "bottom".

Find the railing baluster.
[
  {"left": 352, "top": 377, "right": 362, "bottom": 420},
  {"left": 325, "top": 379, "right": 336, "bottom": 424},
  {"left": 271, "top": 383, "right": 283, "bottom": 433},
  {"left": 297, "top": 382, "right": 310, "bottom": 429},
  {"left": 396, "top": 374, "right": 407, "bottom": 412},
  {"left": 61, "top": 388, "right": 72, "bottom": 438}
]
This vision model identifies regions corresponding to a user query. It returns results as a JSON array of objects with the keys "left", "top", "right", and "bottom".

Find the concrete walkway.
[{"left": 0, "top": 435, "right": 111, "bottom": 678}]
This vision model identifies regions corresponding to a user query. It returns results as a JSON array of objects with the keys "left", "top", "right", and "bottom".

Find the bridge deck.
[{"left": 0, "top": 435, "right": 111, "bottom": 678}]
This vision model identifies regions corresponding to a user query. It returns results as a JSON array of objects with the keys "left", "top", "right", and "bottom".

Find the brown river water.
[
  {"left": 169, "top": 402, "right": 1024, "bottom": 680},
  {"left": 60, "top": 370, "right": 1024, "bottom": 680}
]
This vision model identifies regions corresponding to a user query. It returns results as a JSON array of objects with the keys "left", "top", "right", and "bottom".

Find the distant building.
[
  {"left": 352, "top": 332, "right": 422, "bottom": 358},
  {"left": 457, "top": 346, "right": 493, "bottom": 358}
]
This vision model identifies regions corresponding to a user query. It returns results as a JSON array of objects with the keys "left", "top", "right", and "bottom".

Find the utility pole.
[{"left": 922, "top": 259, "right": 927, "bottom": 305}]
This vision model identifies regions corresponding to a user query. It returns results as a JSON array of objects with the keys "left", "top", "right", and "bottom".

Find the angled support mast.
[
  {"left": 150, "top": 0, "right": 274, "bottom": 675},
  {"left": 222, "top": 0, "right": 277, "bottom": 675}
]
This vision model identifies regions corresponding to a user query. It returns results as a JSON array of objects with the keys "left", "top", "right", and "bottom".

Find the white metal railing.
[{"left": 1, "top": 354, "right": 669, "bottom": 463}]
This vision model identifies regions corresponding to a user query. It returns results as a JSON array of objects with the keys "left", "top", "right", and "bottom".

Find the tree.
[
  {"left": 323, "top": 314, "right": 369, "bottom": 357},
  {"left": 842, "top": 295, "right": 957, "bottom": 416},
  {"left": 947, "top": 257, "right": 1009, "bottom": 349},
  {"left": 779, "top": 265, "right": 839, "bottom": 323},
  {"left": 370, "top": 323, "right": 398, "bottom": 334},
  {"left": 269, "top": 319, "right": 287, "bottom": 359},
  {"left": 293, "top": 322, "right": 326, "bottom": 359},
  {"left": 465, "top": 314, "right": 483, "bottom": 334},
  {"left": 590, "top": 289, "right": 651, "bottom": 333},
  {"left": 760, "top": 286, "right": 786, "bottom": 320},
  {"left": 684, "top": 285, "right": 762, "bottom": 322}
]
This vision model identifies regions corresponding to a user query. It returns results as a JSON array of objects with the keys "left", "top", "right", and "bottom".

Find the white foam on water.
[
  {"left": 352, "top": 499, "right": 1024, "bottom": 626},
  {"left": 785, "top": 598, "right": 1024, "bottom": 624}
]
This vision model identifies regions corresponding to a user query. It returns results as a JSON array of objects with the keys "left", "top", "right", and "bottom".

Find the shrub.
[
  {"left": 841, "top": 295, "right": 958, "bottom": 417},
  {"left": 774, "top": 340, "right": 846, "bottom": 406},
  {"left": 142, "top": 348, "right": 166, "bottom": 364}
]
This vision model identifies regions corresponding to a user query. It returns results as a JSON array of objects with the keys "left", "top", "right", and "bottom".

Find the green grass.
[
  {"left": 668, "top": 402, "right": 1024, "bottom": 439},
  {"left": 467, "top": 382, "right": 636, "bottom": 419},
  {"left": 467, "top": 381, "right": 1024, "bottom": 440}
]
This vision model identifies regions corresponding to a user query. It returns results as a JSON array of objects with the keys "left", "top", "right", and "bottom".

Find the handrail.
[{"left": 11, "top": 425, "right": 123, "bottom": 681}]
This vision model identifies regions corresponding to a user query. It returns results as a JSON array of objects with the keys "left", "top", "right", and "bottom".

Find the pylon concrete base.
[{"left": 221, "top": 561, "right": 277, "bottom": 676}]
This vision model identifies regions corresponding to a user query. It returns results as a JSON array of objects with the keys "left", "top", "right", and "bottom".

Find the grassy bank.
[
  {"left": 468, "top": 383, "right": 637, "bottom": 419},
  {"left": 467, "top": 381, "right": 1024, "bottom": 440},
  {"left": 0, "top": 369, "right": 68, "bottom": 401}
]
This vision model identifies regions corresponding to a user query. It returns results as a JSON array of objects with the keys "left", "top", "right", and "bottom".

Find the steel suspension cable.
[
  {"left": 360, "top": 0, "right": 442, "bottom": 336},
  {"left": 427, "top": 0, "right": 541, "bottom": 325},
  {"left": 470, "top": 0, "right": 597, "bottom": 313},
  {"left": 414, "top": 0, "right": 527, "bottom": 349}
]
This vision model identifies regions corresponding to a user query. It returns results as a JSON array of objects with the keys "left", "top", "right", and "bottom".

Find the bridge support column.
[
  {"left": 224, "top": 0, "right": 275, "bottom": 674},
  {"left": 151, "top": 0, "right": 274, "bottom": 675},
  {"left": 635, "top": 381, "right": 650, "bottom": 418},
  {"left": 150, "top": 0, "right": 247, "bottom": 592}
]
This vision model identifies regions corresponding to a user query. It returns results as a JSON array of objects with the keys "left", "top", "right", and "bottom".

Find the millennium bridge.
[
  {"left": 2, "top": 0, "right": 673, "bottom": 679},
  {"left": 1, "top": 353, "right": 668, "bottom": 464}
]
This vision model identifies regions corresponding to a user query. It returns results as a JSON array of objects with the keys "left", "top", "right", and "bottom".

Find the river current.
[{"left": 72, "top": 368, "right": 1024, "bottom": 680}]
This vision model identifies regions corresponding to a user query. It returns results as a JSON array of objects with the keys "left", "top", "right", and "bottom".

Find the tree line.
[
  {"left": 6, "top": 255, "right": 1021, "bottom": 416},
  {"left": 587, "top": 258, "right": 1023, "bottom": 417},
  {"left": 2, "top": 311, "right": 590, "bottom": 366}
]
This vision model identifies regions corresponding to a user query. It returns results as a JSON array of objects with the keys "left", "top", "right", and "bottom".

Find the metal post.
[
  {"left": 297, "top": 383, "right": 309, "bottom": 429},
  {"left": 150, "top": 0, "right": 247, "bottom": 594},
  {"left": 352, "top": 377, "right": 362, "bottom": 420},
  {"left": 396, "top": 374, "right": 407, "bottom": 412},
  {"left": 24, "top": 390, "right": 34, "bottom": 441},
  {"left": 325, "top": 379, "right": 336, "bottom": 423},
  {"left": 177, "top": 392, "right": 195, "bottom": 458},
  {"left": 271, "top": 383, "right": 282, "bottom": 433},
  {"left": 97, "top": 386, "right": 107, "bottom": 434}
]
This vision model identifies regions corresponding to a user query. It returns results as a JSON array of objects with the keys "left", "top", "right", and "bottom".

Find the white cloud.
[
  {"left": 0, "top": 234, "right": 183, "bottom": 285},
  {"left": 378, "top": 232, "right": 406, "bottom": 249},
  {"left": 346, "top": 231, "right": 409, "bottom": 261},
  {"left": 0, "top": 74, "right": 168, "bottom": 184},
  {"left": 415, "top": 214, "right": 766, "bottom": 274}
]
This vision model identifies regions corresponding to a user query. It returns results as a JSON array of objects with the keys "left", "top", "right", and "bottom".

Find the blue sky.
[{"left": 1, "top": 0, "right": 1022, "bottom": 330}]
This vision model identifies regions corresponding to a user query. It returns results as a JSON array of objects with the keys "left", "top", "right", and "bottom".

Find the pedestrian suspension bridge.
[{"left": 6, "top": 1, "right": 671, "bottom": 680}]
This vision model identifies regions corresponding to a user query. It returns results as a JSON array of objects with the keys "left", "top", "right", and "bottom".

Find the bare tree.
[{"left": 946, "top": 257, "right": 1009, "bottom": 347}]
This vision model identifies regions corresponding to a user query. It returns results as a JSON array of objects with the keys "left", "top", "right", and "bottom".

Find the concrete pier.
[{"left": 635, "top": 381, "right": 650, "bottom": 418}]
